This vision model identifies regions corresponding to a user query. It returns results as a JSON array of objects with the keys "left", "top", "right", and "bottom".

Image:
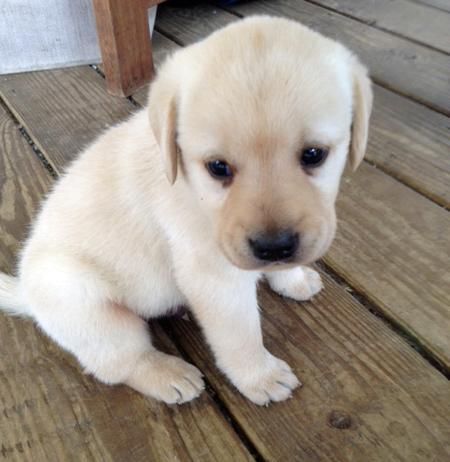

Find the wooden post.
[{"left": 92, "top": 0, "right": 164, "bottom": 97}]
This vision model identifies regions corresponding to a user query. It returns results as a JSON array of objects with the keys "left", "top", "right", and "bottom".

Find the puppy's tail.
[{"left": 0, "top": 273, "right": 28, "bottom": 316}]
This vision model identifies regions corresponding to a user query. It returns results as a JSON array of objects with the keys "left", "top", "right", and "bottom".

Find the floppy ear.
[
  {"left": 148, "top": 72, "right": 179, "bottom": 184},
  {"left": 349, "top": 61, "right": 373, "bottom": 171},
  {"left": 160, "top": 98, "right": 179, "bottom": 184}
]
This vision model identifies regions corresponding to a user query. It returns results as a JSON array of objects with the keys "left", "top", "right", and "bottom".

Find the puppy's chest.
[{"left": 115, "top": 242, "right": 185, "bottom": 318}]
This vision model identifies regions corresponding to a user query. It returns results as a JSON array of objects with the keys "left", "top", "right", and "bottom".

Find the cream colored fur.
[{"left": 0, "top": 16, "right": 372, "bottom": 405}]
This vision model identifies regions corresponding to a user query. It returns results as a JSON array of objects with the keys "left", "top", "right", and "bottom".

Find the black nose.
[{"left": 248, "top": 231, "right": 299, "bottom": 262}]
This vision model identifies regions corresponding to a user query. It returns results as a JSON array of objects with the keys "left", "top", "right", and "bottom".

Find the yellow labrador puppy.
[{"left": 0, "top": 16, "right": 372, "bottom": 405}]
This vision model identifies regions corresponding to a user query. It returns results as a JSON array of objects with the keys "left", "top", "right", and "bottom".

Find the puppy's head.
[{"left": 149, "top": 16, "right": 372, "bottom": 270}]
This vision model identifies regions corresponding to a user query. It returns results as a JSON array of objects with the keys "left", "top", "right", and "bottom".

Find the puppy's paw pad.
[
  {"left": 127, "top": 352, "right": 205, "bottom": 404},
  {"left": 236, "top": 356, "right": 301, "bottom": 406}
]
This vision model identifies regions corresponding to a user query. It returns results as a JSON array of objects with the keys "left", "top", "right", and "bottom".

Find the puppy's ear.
[
  {"left": 160, "top": 98, "right": 179, "bottom": 184},
  {"left": 148, "top": 72, "right": 179, "bottom": 184},
  {"left": 349, "top": 61, "right": 373, "bottom": 171}
]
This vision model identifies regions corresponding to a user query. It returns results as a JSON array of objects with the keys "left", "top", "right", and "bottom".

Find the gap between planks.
[
  {"left": 408, "top": 0, "right": 450, "bottom": 14},
  {"left": 361, "top": 157, "right": 450, "bottom": 212},
  {"left": 316, "top": 260, "right": 450, "bottom": 380},
  {"left": 0, "top": 97, "right": 58, "bottom": 179},
  {"left": 299, "top": 0, "right": 450, "bottom": 55}
]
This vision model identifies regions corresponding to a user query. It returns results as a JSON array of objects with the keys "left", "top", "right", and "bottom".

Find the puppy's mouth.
[
  {"left": 258, "top": 258, "right": 302, "bottom": 270},
  {"left": 220, "top": 242, "right": 307, "bottom": 272}
]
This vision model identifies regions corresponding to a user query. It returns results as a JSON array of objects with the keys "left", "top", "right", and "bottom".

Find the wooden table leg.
[{"left": 92, "top": 0, "right": 163, "bottom": 97}]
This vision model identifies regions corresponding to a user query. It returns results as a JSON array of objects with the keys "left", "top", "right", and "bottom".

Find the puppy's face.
[{"left": 150, "top": 17, "right": 372, "bottom": 271}]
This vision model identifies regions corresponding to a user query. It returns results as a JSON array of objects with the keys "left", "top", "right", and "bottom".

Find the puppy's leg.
[
  {"left": 22, "top": 255, "right": 204, "bottom": 404},
  {"left": 266, "top": 266, "right": 323, "bottom": 302},
  {"left": 175, "top": 259, "right": 300, "bottom": 405}
]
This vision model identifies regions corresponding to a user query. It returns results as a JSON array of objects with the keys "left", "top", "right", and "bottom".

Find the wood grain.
[
  {"left": 222, "top": 0, "right": 450, "bottom": 114},
  {"left": 368, "top": 86, "right": 450, "bottom": 208},
  {"left": 0, "top": 107, "right": 52, "bottom": 271},
  {"left": 165, "top": 274, "right": 450, "bottom": 461},
  {"left": 92, "top": 0, "right": 163, "bottom": 96},
  {"left": 306, "top": 0, "right": 450, "bottom": 53},
  {"left": 327, "top": 163, "right": 450, "bottom": 366},
  {"left": 156, "top": 4, "right": 236, "bottom": 42},
  {"left": 0, "top": 321, "right": 253, "bottom": 461},
  {"left": 0, "top": 68, "right": 135, "bottom": 173},
  {"left": 413, "top": 0, "right": 450, "bottom": 13},
  {"left": 0, "top": 106, "right": 252, "bottom": 461}
]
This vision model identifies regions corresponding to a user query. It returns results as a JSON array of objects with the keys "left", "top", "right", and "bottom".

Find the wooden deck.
[{"left": 1, "top": 1, "right": 449, "bottom": 460}]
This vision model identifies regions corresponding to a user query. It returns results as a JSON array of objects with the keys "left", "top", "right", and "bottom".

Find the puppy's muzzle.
[{"left": 248, "top": 230, "right": 299, "bottom": 262}]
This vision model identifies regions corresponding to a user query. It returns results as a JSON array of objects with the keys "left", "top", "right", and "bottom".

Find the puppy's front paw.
[
  {"left": 267, "top": 266, "right": 323, "bottom": 302},
  {"left": 234, "top": 353, "right": 301, "bottom": 405},
  {"left": 126, "top": 351, "right": 205, "bottom": 404}
]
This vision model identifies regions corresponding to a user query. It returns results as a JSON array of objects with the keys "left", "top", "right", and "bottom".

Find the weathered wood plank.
[
  {"left": 0, "top": 68, "right": 135, "bottom": 173},
  {"left": 413, "top": 0, "right": 450, "bottom": 13},
  {"left": 150, "top": 30, "right": 179, "bottom": 67},
  {"left": 165, "top": 274, "right": 450, "bottom": 461},
  {"left": 0, "top": 30, "right": 179, "bottom": 175},
  {"left": 305, "top": 0, "right": 450, "bottom": 53},
  {"left": 0, "top": 105, "right": 252, "bottom": 461},
  {"left": 368, "top": 86, "right": 450, "bottom": 208},
  {"left": 327, "top": 163, "right": 450, "bottom": 366},
  {"left": 156, "top": 4, "right": 236, "bottom": 42},
  {"left": 220, "top": 0, "right": 450, "bottom": 114},
  {"left": 0, "top": 107, "right": 52, "bottom": 271}
]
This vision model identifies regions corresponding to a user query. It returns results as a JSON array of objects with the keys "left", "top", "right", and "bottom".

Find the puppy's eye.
[
  {"left": 206, "top": 160, "right": 233, "bottom": 180},
  {"left": 300, "top": 147, "right": 329, "bottom": 168}
]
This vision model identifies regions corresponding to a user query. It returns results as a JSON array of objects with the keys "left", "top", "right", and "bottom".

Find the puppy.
[{"left": 0, "top": 16, "right": 372, "bottom": 405}]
